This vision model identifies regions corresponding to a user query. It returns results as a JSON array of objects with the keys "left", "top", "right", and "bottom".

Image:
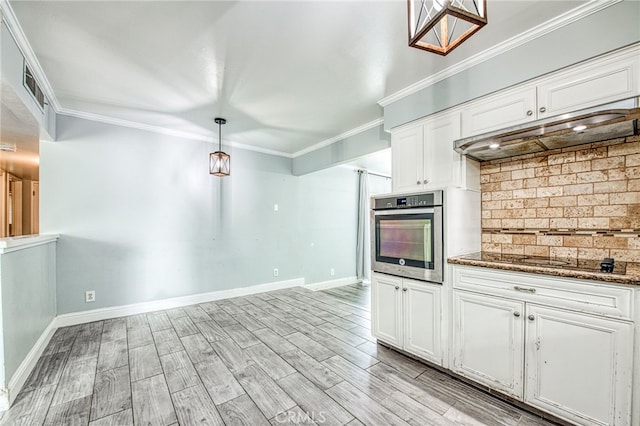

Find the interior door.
[{"left": 32, "top": 181, "right": 39, "bottom": 234}]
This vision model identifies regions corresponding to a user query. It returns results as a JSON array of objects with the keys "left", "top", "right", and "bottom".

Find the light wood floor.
[{"left": 1, "top": 284, "right": 557, "bottom": 426}]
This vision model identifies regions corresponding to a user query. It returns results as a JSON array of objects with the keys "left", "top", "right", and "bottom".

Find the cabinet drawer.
[{"left": 452, "top": 266, "right": 634, "bottom": 320}]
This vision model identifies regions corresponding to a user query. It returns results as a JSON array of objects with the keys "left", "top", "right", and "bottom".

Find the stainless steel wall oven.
[{"left": 371, "top": 191, "right": 443, "bottom": 283}]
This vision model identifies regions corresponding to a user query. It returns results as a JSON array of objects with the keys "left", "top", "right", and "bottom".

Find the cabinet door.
[
  {"left": 402, "top": 279, "right": 442, "bottom": 365},
  {"left": 452, "top": 291, "right": 524, "bottom": 398},
  {"left": 391, "top": 125, "right": 423, "bottom": 193},
  {"left": 423, "top": 112, "right": 462, "bottom": 189},
  {"left": 525, "top": 305, "right": 633, "bottom": 426},
  {"left": 371, "top": 273, "right": 403, "bottom": 348},
  {"left": 461, "top": 86, "right": 536, "bottom": 137},
  {"left": 537, "top": 52, "right": 640, "bottom": 118}
]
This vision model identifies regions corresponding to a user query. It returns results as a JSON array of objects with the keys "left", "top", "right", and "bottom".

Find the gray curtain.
[{"left": 356, "top": 170, "right": 371, "bottom": 283}]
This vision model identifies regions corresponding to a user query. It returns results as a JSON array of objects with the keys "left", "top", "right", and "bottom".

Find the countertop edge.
[
  {"left": 0, "top": 234, "right": 60, "bottom": 254},
  {"left": 448, "top": 256, "right": 640, "bottom": 286}
]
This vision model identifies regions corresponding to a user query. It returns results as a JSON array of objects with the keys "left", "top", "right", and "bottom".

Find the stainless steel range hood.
[{"left": 454, "top": 99, "right": 640, "bottom": 162}]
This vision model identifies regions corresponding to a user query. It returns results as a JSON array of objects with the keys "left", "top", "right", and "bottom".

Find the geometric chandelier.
[
  {"left": 209, "top": 117, "right": 230, "bottom": 177},
  {"left": 408, "top": 0, "right": 487, "bottom": 56}
]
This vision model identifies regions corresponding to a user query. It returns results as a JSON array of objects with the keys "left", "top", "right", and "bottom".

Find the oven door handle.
[{"left": 373, "top": 208, "right": 437, "bottom": 216}]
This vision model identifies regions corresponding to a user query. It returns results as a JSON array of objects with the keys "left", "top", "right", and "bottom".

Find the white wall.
[{"left": 41, "top": 115, "right": 362, "bottom": 314}]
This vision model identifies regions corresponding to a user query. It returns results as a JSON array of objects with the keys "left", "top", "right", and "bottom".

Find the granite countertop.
[{"left": 448, "top": 252, "right": 640, "bottom": 286}]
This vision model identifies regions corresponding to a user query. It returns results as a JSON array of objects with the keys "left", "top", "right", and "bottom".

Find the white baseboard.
[
  {"left": 53, "top": 277, "right": 305, "bottom": 328},
  {"left": 4, "top": 319, "right": 57, "bottom": 408},
  {"left": 304, "top": 276, "right": 359, "bottom": 291}
]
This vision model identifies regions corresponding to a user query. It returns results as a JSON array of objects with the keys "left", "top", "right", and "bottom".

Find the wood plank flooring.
[{"left": 1, "top": 284, "right": 557, "bottom": 426}]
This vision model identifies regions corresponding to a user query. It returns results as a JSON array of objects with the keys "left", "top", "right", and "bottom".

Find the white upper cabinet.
[
  {"left": 391, "top": 125, "right": 424, "bottom": 193},
  {"left": 537, "top": 48, "right": 640, "bottom": 118},
  {"left": 392, "top": 111, "right": 479, "bottom": 192},
  {"left": 460, "top": 45, "right": 640, "bottom": 138},
  {"left": 461, "top": 86, "right": 537, "bottom": 137}
]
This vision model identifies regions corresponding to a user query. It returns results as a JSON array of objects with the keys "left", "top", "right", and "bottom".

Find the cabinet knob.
[
  {"left": 514, "top": 312, "right": 521, "bottom": 317},
  {"left": 402, "top": 288, "right": 407, "bottom": 292},
  {"left": 526, "top": 110, "right": 533, "bottom": 116},
  {"left": 539, "top": 107, "right": 546, "bottom": 113},
  {"left": 528, "top": 314, "right": 535, "bottom": 321},
  {"left": 416, "top": 180, "right": 421, "bottom": 185},
  {"left": 423, "top": 179, "right": 428, "bottom": 184},
  {"left": 395, "top": 286, "right": 399, "bottom": 290}
]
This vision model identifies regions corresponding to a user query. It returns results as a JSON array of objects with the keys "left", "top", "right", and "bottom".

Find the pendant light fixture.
[
  {"left": 209, "top": 117, "right": 230, "bottom": 176},
  {"left": 408, "top": 0, "right": 487, "bottom": 56}
]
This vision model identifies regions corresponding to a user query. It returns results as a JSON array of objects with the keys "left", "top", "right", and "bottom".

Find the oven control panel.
[{"left": 372, "top": 190, "right": 443, "bottom": 210}]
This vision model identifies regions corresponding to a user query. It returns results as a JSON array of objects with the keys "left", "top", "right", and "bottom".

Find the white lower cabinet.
[
  {"left": 452, "top": 291, "right": 524, "bottom": 398},
  {"left": 371, "top": 273, "right": 403, "bottom": 347},
  {"left": 372, "top": 273, "right": 442, "bottom": 365},
  {"left": 524, "top": 305, "right": 633, "bottom": 426},
  {"left": 452, "top": 274, "right": 634, "bottom": 426}
]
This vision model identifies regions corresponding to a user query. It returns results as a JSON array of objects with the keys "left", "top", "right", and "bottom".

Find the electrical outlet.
[
  {"left": 273, "top": 268, "right": 279, "bottom": 277},
  {"left": 330, "top": 268, "right": 335, "bottom": 276},
  {"left": 85, "top": 290, "right": 96, "bottom": 303}
]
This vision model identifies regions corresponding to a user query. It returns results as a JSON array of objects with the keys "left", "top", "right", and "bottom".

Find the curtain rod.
[{"left": 355, "top": 169, "right": 391, "bottom": 179}]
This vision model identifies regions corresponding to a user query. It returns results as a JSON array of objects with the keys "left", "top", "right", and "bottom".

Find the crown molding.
[
  {"left": 378, "top": 0, "right": 622, "bottom": 107},
  {"left": 292, "top": 117, "right": 384, "bottom": 158},
  {"left": 58, "top": 107, "right": 294, "bottom": 158}
]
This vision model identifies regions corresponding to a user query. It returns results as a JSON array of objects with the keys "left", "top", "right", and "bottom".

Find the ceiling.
[{"left": 6, "top": 0, "right": 586, "bottom": 157}]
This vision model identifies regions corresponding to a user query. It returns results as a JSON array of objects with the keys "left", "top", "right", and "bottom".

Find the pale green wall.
[
  {"left": 42, "top": 115, "right": 362, "bottom": 314},
  {"left": 1, "top": 243, "right": 56, "bottom": 384},
  {"left": 293, "top": 124, "right": 391, "bottom": 176}
]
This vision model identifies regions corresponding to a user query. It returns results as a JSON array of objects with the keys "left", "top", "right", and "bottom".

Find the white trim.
[
  {"left": 53, "top": 278, "right": 305, "bottom": 328},
  {"left": 292, "top": 118, "right": 384, "bottom": 158},
  {"left": 0, "top": 234, "right": 59, "bottom": 254},
  {"left": 378, "top": 0, "right": 622, "bottom": 107},
  {"left": 304, "top": 276, "right": 359, "bottom": 291},
  {"left": 58, "top": 108, "right": 295, "bottom": 158},
  {"left": 226, "top": 141, "right": 293, "bottom": 159},
  {"left": 5, "top": 319, "right": 56, "bottom": 407}
]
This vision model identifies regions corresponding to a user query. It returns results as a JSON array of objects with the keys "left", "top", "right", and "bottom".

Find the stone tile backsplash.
[{"left": 480, "top": 135, "right": 640, "bottom": 261}]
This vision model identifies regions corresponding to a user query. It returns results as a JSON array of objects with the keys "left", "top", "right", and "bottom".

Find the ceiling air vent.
[{"left": 23, "top": 63, "right": 45, "bottom": 110}]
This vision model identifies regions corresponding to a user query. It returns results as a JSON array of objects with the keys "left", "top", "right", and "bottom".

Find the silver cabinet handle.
[
  {"left": 526, "top": 110, "right": 533, "bottom": 116},
  {"left": 528, "top": 315, "right": 535, "bottom": 321},
  {"left": 394, "top": 286, "right": 399, "bottom": 290},
  {"left": 416, "top": 180, "right": 421, "bottom": 185},
  {"left": 514, "top": 312, "right": 521, "bottom": 317},
  {"left": 514, "top": 286, "right": 536, "bottom": 293},
  {"left": 539, "top": 107, "right": 546, "bottom": 113},
  {"left": 402, "top": 288, "right": 407, "bottom": 292},
  {"left": 423, "top": 179, "right": 428, "bottom": 184}
]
